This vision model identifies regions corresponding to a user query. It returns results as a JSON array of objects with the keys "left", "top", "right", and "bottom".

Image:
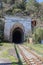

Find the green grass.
[
  {"left": 1, "top": 50, "right": 18, "bottom": 65},
  {"left": 24, "top": 42, "right": 43, "bottom": 56},
  {"left": 0, "top": 43, "right": 18, "bottom": 65},
  {"left": 3, "top": 43, "right": 14, "bottom": 48},
  {"left": 1, "top": 50, "right": 9, "bottom": 58}
]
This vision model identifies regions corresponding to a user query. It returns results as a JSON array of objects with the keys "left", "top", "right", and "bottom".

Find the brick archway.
[{"left": 10, "top": 23, "right": 25, "bottom": 43}]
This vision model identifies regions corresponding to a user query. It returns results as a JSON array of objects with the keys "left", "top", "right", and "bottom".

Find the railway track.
[
  {"left": 17, "top": 45, "right": 43, "bottom": 65},
  {"left": 22, "top": 45, "right": 43, "bottom": 63},
  {"left": 16, "top": 45, "right": 31, "bottom": 65}
]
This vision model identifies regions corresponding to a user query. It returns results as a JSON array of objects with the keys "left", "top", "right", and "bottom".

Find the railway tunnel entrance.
[{"left": 12, "top": 27, "right": 24, "bottom": 43}]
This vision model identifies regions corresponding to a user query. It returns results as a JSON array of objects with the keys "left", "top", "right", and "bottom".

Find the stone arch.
[{"left": 10, "top": 22, "right": 25, "bottom": 43}]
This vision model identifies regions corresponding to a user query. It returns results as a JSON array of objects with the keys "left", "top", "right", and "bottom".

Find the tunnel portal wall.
[{"left": 4, "top": 16, "right": 32, "bottom": 42}]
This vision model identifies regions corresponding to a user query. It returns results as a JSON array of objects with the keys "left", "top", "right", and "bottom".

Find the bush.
[
  {"left": 6, "top": 9, "right": 12, "bottom": 15},
  {"left": 12, "top": 8, "right": 22, "bottom": 14},
  {"left": 33, "top": 28, "right": 43, "bottom": 43},
  {"left": 0, "top": 42, "right": 3, "bottom": 46}
]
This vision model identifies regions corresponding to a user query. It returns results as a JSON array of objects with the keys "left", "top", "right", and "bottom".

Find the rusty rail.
[
  {"left": 22, "top": 45, "right": 43, "bottom": 65},
  {"left": 17, "top": 45, "right": 31, "bottom": 65}
]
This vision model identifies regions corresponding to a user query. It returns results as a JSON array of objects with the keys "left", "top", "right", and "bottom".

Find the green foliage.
[
  {"left": 19, "top": 0, "right": 26, "bottom": 11},
  {"left": 3, "top": 0, "right": 7, "bottom": 3},
  {"left": 12, "top": 9, "right": 22, "bottom": 14},
  {"left": 33, "top": 28, "right": 43, "bottom": 43},
  {"left": 0, "top": 42, "right": 3, "bottom": 46},
  {"left": 26, "top": 0, "right": 42, "bottom": 19},
  {"left": 12, "top": 0, "right": 26, "bottom": 11},
  {"left": 1, "top": 0, "right": 43, "bottom": 20},
  {"left": 24, "top": 43, "right": 43, "bottom": 56},
  {"left": 2, "top": 0, "right": 12, "bottom": 3},
  {"left": 6, "top": 9, "right": 12, "bottom": 15}
]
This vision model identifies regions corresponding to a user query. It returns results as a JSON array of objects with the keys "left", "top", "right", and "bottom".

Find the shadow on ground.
[{"left": 0, "top": 62, "right": 18, "bottom": 65}]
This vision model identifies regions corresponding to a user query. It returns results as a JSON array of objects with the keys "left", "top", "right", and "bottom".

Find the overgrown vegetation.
[
  {"left": 32, "top": 28, "right": 43, "bottom": 43},
  {"left": 0, "top": 0, "right": 43, "bottom": 20}
]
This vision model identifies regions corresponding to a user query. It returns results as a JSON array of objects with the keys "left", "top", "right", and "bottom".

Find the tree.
[
  {"left": 13, "top": 0, "right": 26, "bottom": 11},
  {"left": 2, "top": 0, "right": 7, "bottom": 3},
  {"left": 20, "top": 0, "right": 26, "bottom": 10},
  {"left": 26, "top": 0, "right": 41, "bottom": 18},
  {"left": 10, "top": 0, "right": 15, "bottom": 4}
]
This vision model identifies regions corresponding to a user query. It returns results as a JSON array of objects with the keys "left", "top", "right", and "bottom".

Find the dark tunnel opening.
[{"left": 12, "top": 27, "right": 24, "bottom": 44}]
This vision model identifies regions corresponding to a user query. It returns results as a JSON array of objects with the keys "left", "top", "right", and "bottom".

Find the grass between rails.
[{"left": 23, "top": 42, "right": 43, "bottom": 57}]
